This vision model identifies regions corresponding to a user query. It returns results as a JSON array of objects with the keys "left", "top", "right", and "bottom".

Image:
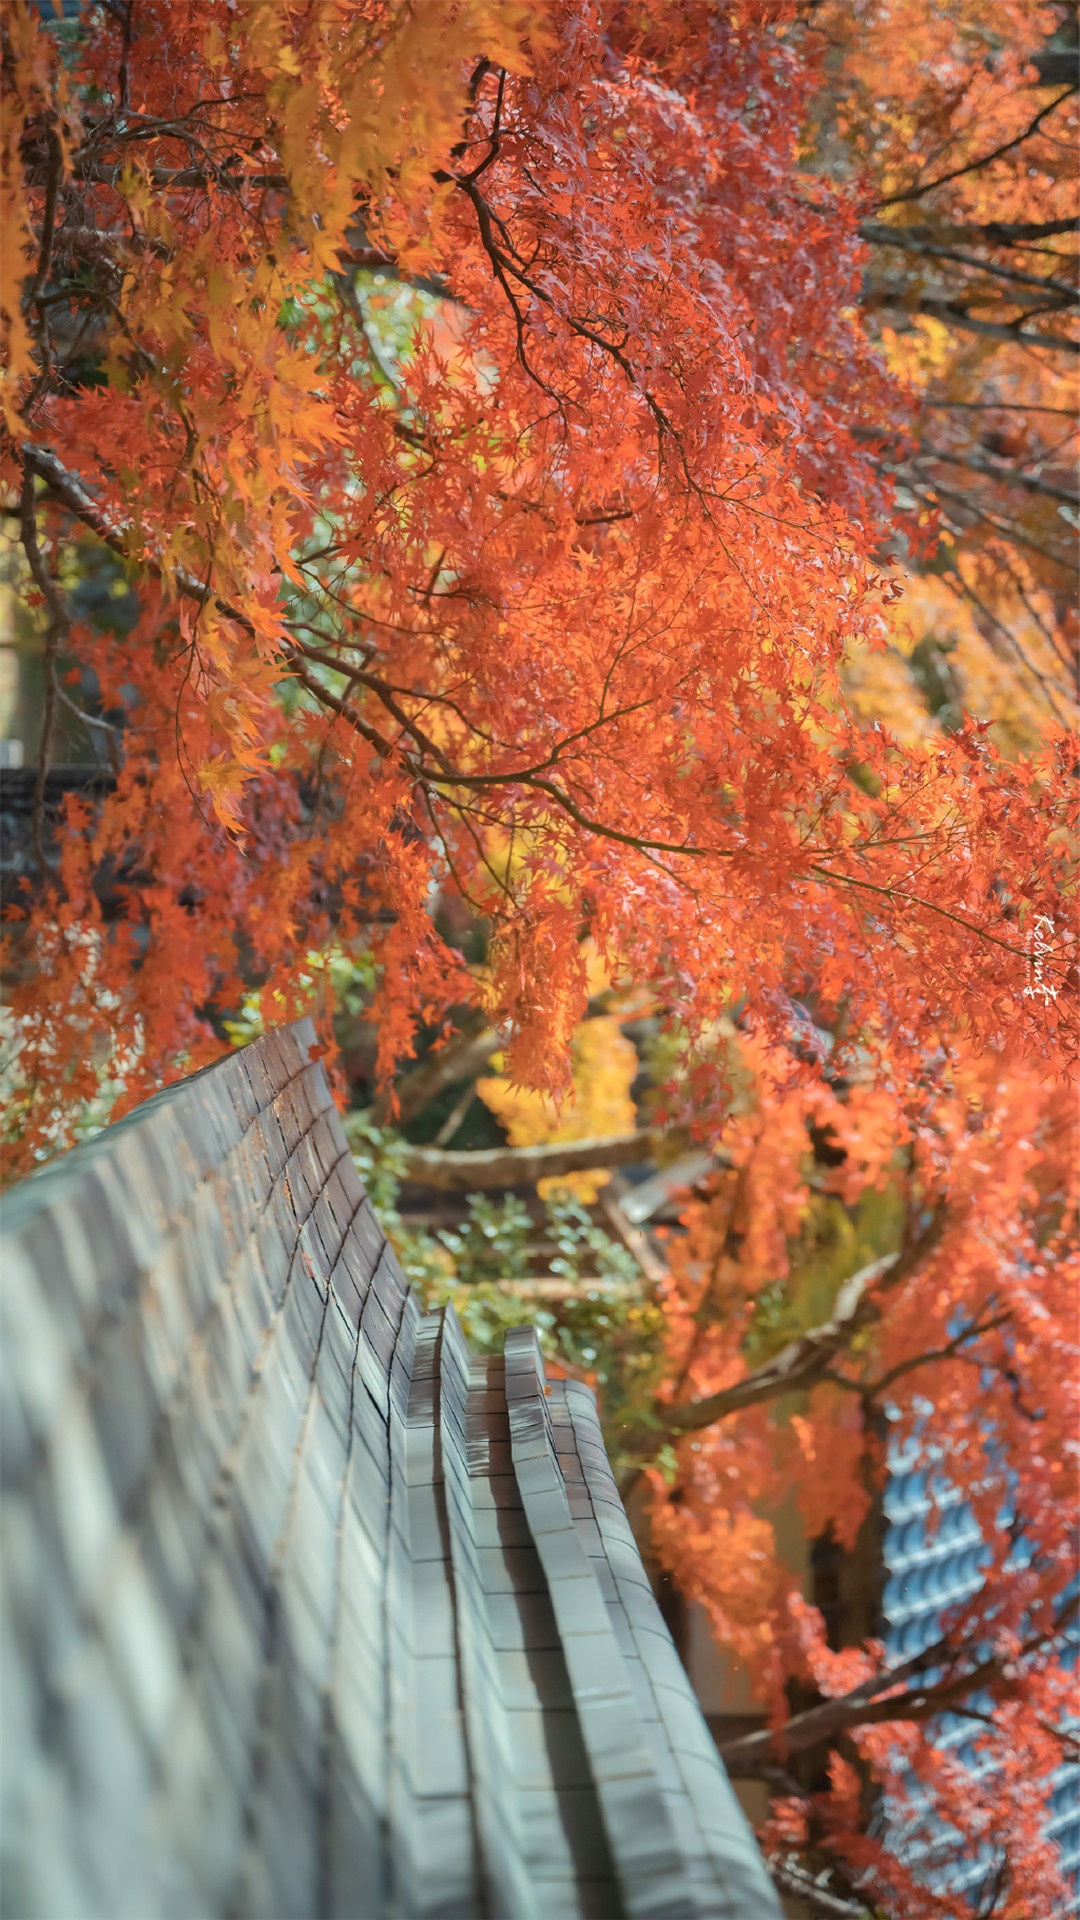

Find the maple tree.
[
  {"left": 2, "top": 1, "right": 1077, "bottom": 1913},
  {"left": 814, "top": 0, "right": 1078, "bottom": 752},
  {"left": 633, "top": 1023, "right": 1078, "bottom": 1918}
]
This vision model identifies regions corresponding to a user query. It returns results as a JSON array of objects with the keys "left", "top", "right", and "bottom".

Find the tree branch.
[
  {"left": 397, "top": 1126, "right": 680, "bottom": 1191},
  {"left": 368, "top": 1013, "right": 499, "bottom": 1126},
  {"left": 596, "top": 1177, "right": 670, "bottom": 1287},
  {"left": 486, "top": 1274, "right": 641, "bottom": 1300},
  {"left": 859, "top": 220, "right": 1079, "bottom": 302},
  {"left": 21, "top": 443, "right": 1068, "bottom": 977},
  {"left": 62, "top": 164, "right": 289, "bottom": 190},
  {"left": 858, "top": 1309, "right": 1012, "bottom": 1401},
  {"left": 766, "top": 1861, "right": 869, "bottom": 1920},
  {"left": 916, "top": 444, "right": 1079, "bottom": 507},
  {"left": 640, "top": 1254, "right": 897, "bottom": 1440},
  {"left": 718, "top": 1595, "right": 1079, "bottom": 1773},
  {"left": 866, "top": 292, "right": 1080, "bottom": 353},
  {"left": 876, "top": 90, "right": 1074, "bottom": 208},
  {"left": 881, "top": 218, "right": 1076, "bottom": 244},
  {"left": 922, "top": 400, "right": 1078, "bottom": 415},
  {"left": 621, "top": 1215, "right": 946, "bottom": 1461}
]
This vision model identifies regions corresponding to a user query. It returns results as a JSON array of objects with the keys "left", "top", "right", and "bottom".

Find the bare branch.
[
  {"left": 916, "top": 444, "right": 1079, "bottom": 507},
  {"left": 596, "top": 1177, "right": 670, "bottom": 1287},
  {"left": 922, "top": 400, "right": 1077, "bottom": 415},
  {"left": 28, "top": 129, "right": 62, "bottom": 307},
  {"left": 876, "top": 90, "right": 1074, "bottom": 209},
  {"left": 432, "top": 1079, "right": 482, "bottom": 1148},
  {"left": 487, "top": 1275, "right": 641, "bottom": 1300},
  {"left": 767, "top": 1861, "right": 869, "bottom": 1919},
  {"left": 910, "top": 445, "right": 1068, "bottom": 506},
  {"left": 866, "top": 292, "right": 1080, "bottom": 353},
  {"left": 860, "top": 221, "right": 1079, "bottom": 302},
  {"left": 883, "top": 219, "right": 1076, "bottom": 243},
  {"left": 60, "top": 164, "right": 289, "bottom": 190},
  {"left": 397, "top": 1126, "right": 681, "bottom": 1191},
  {"left": 369, "top": 1014, "right": 498, "bottom": 1126}
]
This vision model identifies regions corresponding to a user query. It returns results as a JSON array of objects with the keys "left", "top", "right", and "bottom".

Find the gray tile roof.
[
  {"left": 883, "top": 1442, "right": 1079, "bottom": 1903},
  {"left": 0, "top": 1022, "right": 779, "bottom": 1919}
]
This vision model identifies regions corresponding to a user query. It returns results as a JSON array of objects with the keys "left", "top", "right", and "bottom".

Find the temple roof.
[{"left": 1, "top": 1022, "right": 779, "bottom": 1918}]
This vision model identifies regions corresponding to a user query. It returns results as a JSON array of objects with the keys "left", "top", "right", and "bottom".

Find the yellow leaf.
[{"left": 478, "top": 1014, "right": 639, "bottom": 1200}]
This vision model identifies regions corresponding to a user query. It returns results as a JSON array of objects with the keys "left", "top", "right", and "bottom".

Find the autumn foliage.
[
  {"left": 2, "top": 0, "right": 1077, "bottom": 1912},
  {"left": 644, "top": 1030, "right": 1077, "bottom": 1916}
]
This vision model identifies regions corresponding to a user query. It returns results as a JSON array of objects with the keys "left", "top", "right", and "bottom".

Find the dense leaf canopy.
[{"left": 2, "top": 0, "right": 1074, "bottom": 1132}]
